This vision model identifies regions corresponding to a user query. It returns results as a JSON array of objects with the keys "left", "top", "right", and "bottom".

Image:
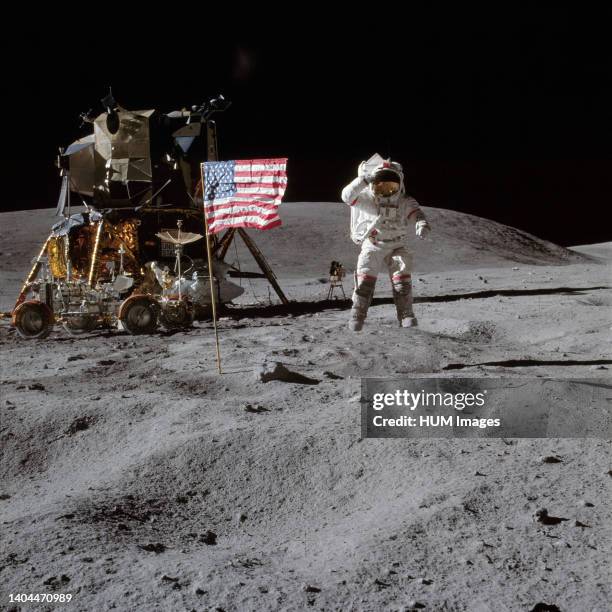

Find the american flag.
[{"left": 201, "top": 158, "right": 288, "bottom": 234}]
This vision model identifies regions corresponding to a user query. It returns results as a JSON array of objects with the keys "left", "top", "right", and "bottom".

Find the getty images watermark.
[{"left": 361, "top": 378, "right": 612, "bottom": 438}]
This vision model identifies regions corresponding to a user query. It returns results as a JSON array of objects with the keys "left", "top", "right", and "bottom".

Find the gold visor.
[{"left": 372, "top": 181, "right": 400, "bottom": 197}]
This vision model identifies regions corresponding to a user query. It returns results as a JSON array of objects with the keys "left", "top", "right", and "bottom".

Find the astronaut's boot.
[
  {"left": 349, "top": 277, "right": 376, "bottom": 331},
  {"left": 392, "top": 278, "right": 418, "bottom": 328}
]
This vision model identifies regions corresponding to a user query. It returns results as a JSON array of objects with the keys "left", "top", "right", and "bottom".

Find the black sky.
[{"left": 2, "top": 8, "right": 610, "bottom": 245}]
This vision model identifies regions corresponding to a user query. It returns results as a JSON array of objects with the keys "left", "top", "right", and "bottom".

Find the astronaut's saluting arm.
[{"left": 341, "top": 176, "right": 368, "bottom": 206}]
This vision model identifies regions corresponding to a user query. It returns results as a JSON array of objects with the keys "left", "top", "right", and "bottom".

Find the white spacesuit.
[{"left": 342, "top": 156, "right": 430, "bottom": 331}]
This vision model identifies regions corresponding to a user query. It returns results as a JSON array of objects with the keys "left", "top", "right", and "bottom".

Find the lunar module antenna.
[
  {"left": 195, "top": 94, "right": 232, "bottom": 122},
  {"left": 79, "top": 109, "right": 94, "bottom": 127}
]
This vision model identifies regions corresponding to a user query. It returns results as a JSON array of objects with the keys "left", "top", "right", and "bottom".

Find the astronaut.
[{"left": 342, "top": 156, "right": 430, "bottom": 331}]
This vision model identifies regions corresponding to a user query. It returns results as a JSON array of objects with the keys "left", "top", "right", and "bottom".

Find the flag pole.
[{"left": 201, "top": 163, "right": 222, "bottom": 374}]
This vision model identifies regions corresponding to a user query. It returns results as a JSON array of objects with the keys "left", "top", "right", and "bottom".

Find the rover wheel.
[
  {"left": 119, "top": 297, "right": 159, "bottom": 335},
  {"left": 160, "top": 300, "right": 194, "bottom": 330},
  {"left": 13, "top": 301, "right": 52, "bottom": 340},
  {"left": 62, "top": 316, "right": 97, "bottom": 336}
]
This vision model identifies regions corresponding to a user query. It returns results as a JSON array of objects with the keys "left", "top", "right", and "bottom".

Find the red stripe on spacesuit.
[
  {"left": 407, "top": 209, "right": 419, "bottom": 219},
  {"left": 349, "top": 198, "right": 358, "bottom": 206},
  {"left": 357, "top": 273, "right": 377, "bottom": 280},
  {"left": 391, "top": 273, "right": 411, "bottom": 280}
]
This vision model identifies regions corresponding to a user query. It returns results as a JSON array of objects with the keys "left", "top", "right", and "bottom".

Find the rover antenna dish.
[
  {"left": 155, "top": 230, "right": 203, "bottom": 246},
  {"left": 155, "top": 221, "right": 203, "bottom": 300}
]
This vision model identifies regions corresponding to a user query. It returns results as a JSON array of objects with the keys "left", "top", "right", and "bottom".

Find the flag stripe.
[
  {"left": 234, "top": 170, "right": 288, "bottom": 176},
  {"left": 204, "top": 197, "right": 281, "bottom": 206},
  {"left": 208, "top": 214, "right": 281, "bottom": 226},
  {"left": 234, "top": 160, "right": 287, "bottom": 170},
  {"left": 206, "top": 187, "right": 286, "bottom": 197},
  {"left": 209, "top": 214, "right": 281, "bottom": 224},
  {"left": 205, "top": 201, "right": 280, "bottom": 213},
  {"left": 232, "top": 181, "right": 288, "bottom": 189},
  {"left": 209, "top": 218, "right": 282, "bottom": 232},
  {"left": 208, "top": 214, "right": 281, "bottom": 225},
  {"left": 207, "top": 209, "right": 279, "bottom": 222},
  {"left": 206, "top": 200, "right": 277, "bottom": 210}
]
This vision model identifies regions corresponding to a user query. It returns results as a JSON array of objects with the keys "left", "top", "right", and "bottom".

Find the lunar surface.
[{"left": 1, "top": 203, "right": 610, "bottom": 611}]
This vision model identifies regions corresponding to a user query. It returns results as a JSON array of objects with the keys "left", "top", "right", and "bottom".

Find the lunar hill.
[{"left": 239, "top": 202, "right": 591, "bottom": 279}]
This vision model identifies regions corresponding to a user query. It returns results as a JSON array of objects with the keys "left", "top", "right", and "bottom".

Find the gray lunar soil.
[{"left": 0, "top": 203, "right": 611, "bottom": 612}]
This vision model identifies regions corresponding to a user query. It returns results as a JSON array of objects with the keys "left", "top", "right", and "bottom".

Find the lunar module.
[{"left": 12, "top": 91, "right": 285, "bottom": 339}]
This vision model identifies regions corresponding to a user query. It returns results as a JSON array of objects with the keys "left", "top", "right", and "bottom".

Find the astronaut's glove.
[
  {"left": 358, "top": 161, "right": 372, "bottom": 183},
  {"left": 415, "top": 220, "right": 431, "bottom": 239}
]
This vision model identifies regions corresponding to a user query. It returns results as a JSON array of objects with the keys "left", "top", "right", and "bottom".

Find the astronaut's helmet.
[
  {"left": 369, "top": 159, "right": 404, "bottom": 197},
  {"left": 371, "top": 169, "right": 401, "bottom": 197}
]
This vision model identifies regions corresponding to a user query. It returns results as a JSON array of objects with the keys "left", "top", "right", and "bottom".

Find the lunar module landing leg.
[{"left": 213, "top": 227, "right": 289, "bottom": 306}]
